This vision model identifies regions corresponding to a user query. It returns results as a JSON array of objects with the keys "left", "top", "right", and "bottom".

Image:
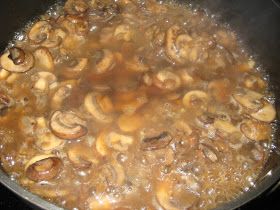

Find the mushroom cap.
[
  {"left": 232, "top": 88, "right": 263, "bottom": 111},
  {"left": 240, "top": 120, "right": 271, "bottom": 141},
  {"left": 250, "top": 102, "right": 276, "bottom": 123},
  {"left": 25, "top": 154, "right": 62, "bottom": 182},
  {"left": 33, "top": 47, "right": 54, "bottom": 71},
  {"left": 50, "top": 110, "right": 88, "bottom": 140},
  {"left": 0, "top": 49, "right": 34, "bottom": 73},
  {"left": 28, "top": 20, "right": 51, "bottom": 44},
  {"left": 84, "top": 92, "right": 113, "bottom": 123}
]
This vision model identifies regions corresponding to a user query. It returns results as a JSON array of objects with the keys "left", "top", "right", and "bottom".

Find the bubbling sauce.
[{"left": 0, "top": 0, "right": 276, "bottom": 209}]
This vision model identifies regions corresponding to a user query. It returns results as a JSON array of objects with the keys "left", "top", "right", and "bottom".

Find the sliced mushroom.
[
  {"left": 63, "top": 58, "right": 88, "bottom": 78},
  {"left": 94, "top": 49, "right": 115, "bottom": 74},
  {"left": 96, "top": 130, "right": 110, "bottom": 156},
  {"left": 125, "top": 55, "right": 149, "bottom": 73},
  {"left": 0, "top": 92, "right": 14, "bottom": 115},
  {"left": 105, "top": 132, "right": 134, "bottom": 152},
  {"left": 240, "top": 120, "right": 271, "bottom": 141},
  {"left": 232, "top": 88, "right": 263, "bottom": 111},
  {"left": 156, "top": 176, "right": 198, "bottom": 210},
  {"left": 64, "top": 0, "right": 88, "bottom": 15},
  {"left": 114, "top": 24, "right": 133, "bottom": 41},
  {"left": 165, "top": 25, "right": 182, "bottom": 64},
  {"left": 32, "top": 72, "right": 57, "bottom": 92},
  {"left": 51, "top": 80, "right": 77, "bottom": 109},
  {"left": 182, "top": 90, "right": 208, "bottom": 112},
  {"left": 84, "top": 92, "right": 113, "bottom": 123},
  {"left": 50, "top": 110, "right": 88, "bottom": 140},
  {"left": 243, "top": 75, "right": 266, "bottom": 90},
  {"left": 117, "top": 113, "right": 143, "bottom": 132},
  {"left": 28, "top": 20, "right": 51, "bottom": 44},
  {"left": 0, "top": 47, "right": 34, "bottom": 73},
  {"left": 33, "top": 47, "right": 54, "bottom": 71},
  {"left": 250, "top": 102, "right": 276, "bottom": 122},
  {"left": 35, "top": 132, "right": 65, "bottom": 151},
  {"left": 141, "top": 131, "right": 172, "bottom": 151},
  {"left": 213, "top": 119, "right": 238, "bottom": 134},
  {"left": 0, "top": 68, "right": 10, "bottom": 80},
  {"left": 25, "top": 154, "right": 62, "bottom": 182},
  {"left": 199, "top": 144, "right": 219, "bottom": 162},
  {"left": 153, "top": 70, "right": 181, "bottom": 91},
  {"left": 67, "top": 143, "right": 98, "bottom": 169}
]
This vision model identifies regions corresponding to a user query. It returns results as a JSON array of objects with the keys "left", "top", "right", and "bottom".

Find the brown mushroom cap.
[
  {"left": 240, "top": 120, "right": 271, "bottom": 141},
  {"left": 50, "top": 110, "right": 88, "bottom": 140},
  {"left": 25, "top": 154, "right": 62, "bottom": 182},
  {"left": 140, "top": 131, "right": 173, "bottom": 151},
  {"left": 28, "top": 21, "right": 51, "bottom": 44},
  {"left": 0, "top": 48, "right": 34, "bottom": 73}
]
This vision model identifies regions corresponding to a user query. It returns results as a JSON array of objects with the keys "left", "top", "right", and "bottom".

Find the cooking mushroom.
[
  {"left": 96, "top": 131, "right": 133, "bottom": 156},
  {"left": 34, "top": 117, "right": 65, "bottom": 151},
  {"left": 28, "top": 20, "right": 51, "bottom": 44},
  {"left": 33, "top": 47, "right": 54, "bottom": 71},
  {"left": 0, "top": 68, "right": 10, "bottom": 80},
  {"left": 114, "top": 24, "right": 133, "bottom": 41},
  {"left": 84, "top": 92, "right": 113, "bottom": 123},
  {"left": 232, "top": 88, "right": 263, "bottom": 111},
  {"left": 213, "top": 119, "right": 238, "bottom": 134},
  {"left": 32, "top": 72, "right": 57, "bottom": 92},
  {"left": 25, "top": 154, "right": 63, "bottom": 182},
  {"left": 0, "top": 92, "right": 14, "bottom": 115},
  {"left": 140, "top": 131, "right": 173, "bottom": 151},
  {"left": 240, "top": 120, "right": 271, "bottom": 141},
  {"left": 106, "top": 131, "right": 134, "bottom": 152},
  {"left": 156, "top": 175, "right": 198, "bottom": 210},
  {"left": 243, "top": 74, "right": 266, "bottom": 90},
  {"left": 49, "top": 110, "right": 88, "bottom": 140},
  {"left": 117, "top": 113, "right": 143, "bottom": 132},
  {"left": 125, "top": 55, "right": 149, "bottom": 73},
  {"left": 94, "top": 49, "right": 115, "bottom": 74},
  {"left": 89, "top": 0, "right": 120, "bottom": 22},
  {"left": 51, "top": 80, "right": 77, "bottom": 109},
  {"left": 67, "top": 143, "right": 98, "bottom": 169},
  {"left": 182, "top": 90, "right": 208, "bottom": 112},
  {"left": 199, "top": 144, "right": 219, "bottom": 162},
  {"left": 250, "top": 102, "right": 276, "bottom": 122},
  {"left": 64, "top": 0, "right": 88, "bottom": 15},
  {"left": 63, "top": 58, "right": 88, "bottom": 78},
  {"left": 40, "top": 28, "right": 65, "bottom": 48},
  {"left": 0, "top": 47, "right": 34, "bottom": 73},
  {"left": 153, "top": 70, "right": 181, "bottom": 91}
]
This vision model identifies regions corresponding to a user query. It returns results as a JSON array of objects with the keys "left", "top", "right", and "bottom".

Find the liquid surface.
[{"left": 0, "top": 0, "right": 276, "bottom": 209}]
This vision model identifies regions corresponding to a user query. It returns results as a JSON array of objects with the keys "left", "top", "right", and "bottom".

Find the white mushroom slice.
[
  {"left": 0, "top": 48, "right": 34, "bottom": 73},
  {"left": 63, "top": 58, "right": 88, "bottom": 78},
  {"left": 125, "top": 55, "right": 149, "bottom": 72},
  {"left": 232, "top": 88, "right": 263, "bottom": 111},
  {"left": 106, "top": 132, "right": 134, "bottom": 152},
  {"left": 33, "top": 47, "right": 54, "bottom": 71},
  {"left": 51, "top": 80, "right": 77, "bottom": 109},
  {"left": 214, "top": 119, "right": 238, "bottom": 134},
  {"left": 182, "top": 90, "right": 208, "bottom": 111},
  {"left": 153, "top": 70, "right": 181, "bottom": 91},
  {"left": 114, "top": 24, "right": 133, "bottom": 41},
  {"left": 95, "top": 49, "right": 115, "bottom": 74},
  {"left": 35, "top": 132, "right": 65, "bottom": 151},
  {"left": 240, "top": 120, "right": 271, "bottom": 141},
  {"left": 25, "top": 154, "right": 62, "bottom": 182},
  {"left": 96, "top": 130, "right": 109, "bottom": 156},
  {"left": 67, "top": 144, "right": 98, "bottom": 169},
  {"left": 250, "top": 102, "right": 276, "bottom": 122},
  {"left": 84, "top": 92, "right": 113, "bottom": 123},
  {"left": 50, "top": 110, "right": 88, "bottom": 140},
  {"left": 28, "top": 20, "right": 51, "bottom": 44},
  {"left": 32, "top": 72, "right": 57, "bottom": 92}
]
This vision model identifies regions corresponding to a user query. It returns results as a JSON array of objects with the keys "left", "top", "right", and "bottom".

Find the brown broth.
[{"left": 0, "top": 0, "right": 275, "bottom": 209}]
